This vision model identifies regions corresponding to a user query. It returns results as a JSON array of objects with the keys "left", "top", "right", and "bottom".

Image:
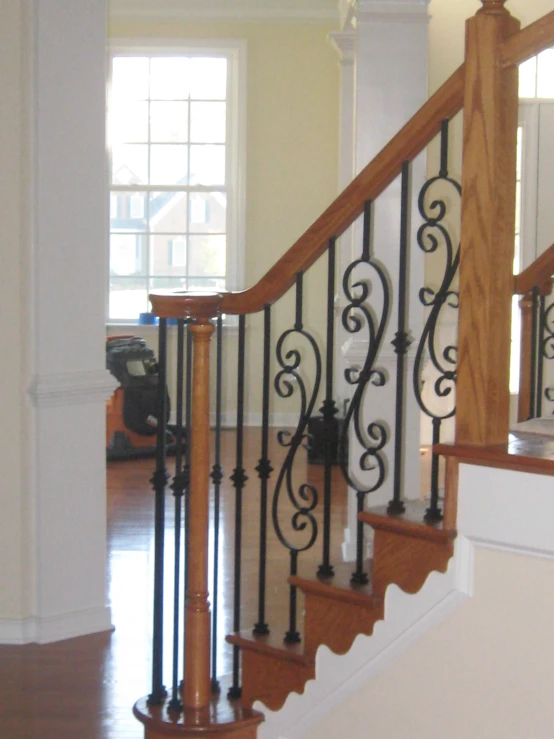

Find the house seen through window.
[{"left": 108, "top": 45, "right": 244, "bottom": 322}]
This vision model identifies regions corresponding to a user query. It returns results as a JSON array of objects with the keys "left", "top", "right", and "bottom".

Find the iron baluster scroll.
[
  {"left": 542, "top": 297, "right": 554, "bottom": 414},
  {"left": 340, "top": 199, "right": 390, "bottom": 585},
  {"left": 272, "top": 272, "right": 321, "bottom": 643},
  {"left": 413, "top": 119, "right": 460, "bottom": 522}
]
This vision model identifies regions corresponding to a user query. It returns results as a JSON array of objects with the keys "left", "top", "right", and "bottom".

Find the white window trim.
[{"left": 107, "top": 37, "right": 247, "bottom": 325}]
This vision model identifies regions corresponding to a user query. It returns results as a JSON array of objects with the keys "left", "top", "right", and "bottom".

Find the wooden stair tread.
[
  {"left": 435, "top": 434, "right": 554, "bottom": 476},
  {"left": 360, "top": 500, "right": 456, "bottom": 544},
  {"left": 226, "top": 631, "right": 312, "bottom": 667},
  {"left": 289, "top": 561, "right": 382, "bottom": 608}
]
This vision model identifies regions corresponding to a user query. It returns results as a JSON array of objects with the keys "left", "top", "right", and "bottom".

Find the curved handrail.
[
  {"left": 501, "top": 11, "right": 554, "bottom": 68},
  {"left": 514, "top": 243, "right": 554, "bottom": 296},
  {"left": 150, "top": 64, "right": 465, "bottom": 319}
]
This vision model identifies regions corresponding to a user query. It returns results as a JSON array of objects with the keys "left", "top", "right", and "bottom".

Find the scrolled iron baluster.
[
  {"left": 412, "top": 119, "right": 461, "bottom": 522},
  {"left": 340, "top": 199, "right": 390, "bottom": 584},
  {"left": 272, "top": 273, "right": 322, "bottom": 643},
  {"left": 541, "top": 299, "right": 554, "bottom": 413}
]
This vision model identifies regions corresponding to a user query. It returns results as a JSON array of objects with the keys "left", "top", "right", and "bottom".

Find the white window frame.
[{"left": 107, "top": 38, "right": 247, "bottom": 324}]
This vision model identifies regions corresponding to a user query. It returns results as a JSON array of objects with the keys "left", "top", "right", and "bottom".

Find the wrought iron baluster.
[
  {"left": 537, "top": 295, "right": 546, "bottom": 418},
  {"left": 228, "top": 315, "right": 247, "bottom": 699},
  {"left": 210, "top": 315, "right": 224, "bottom": 693},
  {"left": 273, "top": 272, "right": 321, "bottom": 643},
  {"left": 388, "top": 161, "right": 412, "bottom": 515},
  {"left": 148, "top": 317, "right": 169, "bottom": 706},
  {"left": 254, "top": 306, "right": 273, "bottom": 635},
  {"left": 168, "top": 319, "right": 186, "bottom": 713},
  {"left": 412, "top": 119, "right": 460, "bottom": 522},
  {"left": 340, "top": 199, "right": 389, "bottom": 584},
  {"left": 318, "top": 238, "right": 338, "bottom": 578},
  {"left": 542, "top": 299, "right": 554, "bottom": 412}
]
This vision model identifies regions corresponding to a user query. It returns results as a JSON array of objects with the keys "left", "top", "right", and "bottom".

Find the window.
[
  {"left": 107, "top": 40, "right": 246, "bottom": 322},
  {"left": 510, "top": 49, "right": 554, "bottom": 396}
]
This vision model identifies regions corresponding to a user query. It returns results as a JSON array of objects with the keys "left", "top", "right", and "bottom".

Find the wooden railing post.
[
  {"left": 185, "top": 317, "right": 217, "bottom": 709},
  {"left": 455, "top": 0, "right": 521, "bottom": 445}
]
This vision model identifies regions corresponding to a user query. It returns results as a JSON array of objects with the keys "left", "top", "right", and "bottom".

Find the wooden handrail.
[
  {"left": 212, "top": 65, "right": 465, "bottom": 316},
  {"left": 501, "top": 11, "right": 554, "bottom": 68},
  {"left": 513, "top": 243, "right": 554, "bottom": 295}
]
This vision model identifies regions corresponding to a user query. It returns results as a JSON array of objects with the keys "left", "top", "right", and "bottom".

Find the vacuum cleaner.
[{"left": 106, "top": 335, "right": 177, "bottom": 460}]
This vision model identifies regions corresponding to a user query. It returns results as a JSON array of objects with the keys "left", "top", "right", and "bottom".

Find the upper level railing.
[
  {"left": 133, "top": 2, "right": 554, "bottom": 736},
  {"left": 514, "top": 243, "right": 554, "bottom": 422}
]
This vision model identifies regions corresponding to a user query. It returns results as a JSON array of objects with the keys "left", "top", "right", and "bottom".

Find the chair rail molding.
[{"left": 28, "top": 369, "right": 117, "bottom": 408}]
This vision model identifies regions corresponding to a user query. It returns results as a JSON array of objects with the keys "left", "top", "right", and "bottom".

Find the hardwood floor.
[{"left": 0, "top": 428, "right": 350, "bottom": 739}]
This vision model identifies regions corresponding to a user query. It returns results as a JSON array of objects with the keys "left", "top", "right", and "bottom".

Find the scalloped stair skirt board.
[{"left": 226, "top": 504, "right": 472, "bottom": 739}]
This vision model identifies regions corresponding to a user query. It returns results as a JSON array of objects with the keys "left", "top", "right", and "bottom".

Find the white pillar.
[
  {"left": 333, "top": 0, "right": 431, "bottom": 559},
  {"left": 0, "top": 0, "right": 115, "bottom": 645}
]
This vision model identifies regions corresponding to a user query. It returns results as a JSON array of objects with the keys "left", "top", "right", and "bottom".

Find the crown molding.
[
  {"left": 109, "top": 0, "right": 340, "bottom": 24},
  {"left": 329, "top": 30, "right": 355, "bottom": 62},
  {"left": 354, "top": 0, "right": 430, "bottom": 24}
]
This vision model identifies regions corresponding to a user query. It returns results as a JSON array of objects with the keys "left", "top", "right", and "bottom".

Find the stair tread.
[
  {"left": 226, "top": 631, "right": 313, "bottom": 666},
  {"left": 360, "top": 500, "right": 456, "bottom": 543},
  {"left": 290, "top": 561, "right": 382, "bottom": 608}
]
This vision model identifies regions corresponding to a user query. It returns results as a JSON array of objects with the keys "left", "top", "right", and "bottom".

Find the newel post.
[
  {"left": 155, "top": 291, "right": 222, "bottom": 711},
  {"left": 455, "top": 0, "right": 521, "bottom": 445}
]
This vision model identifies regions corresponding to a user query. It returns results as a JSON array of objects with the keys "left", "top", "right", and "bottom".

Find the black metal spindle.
[
  {"left": 530, "top": 287, "right": 539, "bottom": 419},
  {"left": 388, "top": 162, "right": 412, "bottom": 515},
  {"left": 210, "top": 315, "right": 224, "bottom": 693},
  {"left": 352, "top": 491, "right": 368, "bottom": 585},
  {"left": 537, "top": 295, "right": 546, "bottom": 418},
  {"left": 254, "top": 306, "right": 272, "bottom": 635},
  {"left": 228, "top": 314, "right": 248, "bottom": 700},
  {"left": 148, "top": 317, "right": 169, "bottom": 705},
  {"left": 424, "top": 417, "right": 443, "bottom": 522},
  {"left": 168, "top": 319, "right": 186, "bottom": 712},
  {"left": 318, "top": 238, "right": 338, "bottom": 578},
  {"left": 285, "top": 551, "right": 300, "bottom": 643}
]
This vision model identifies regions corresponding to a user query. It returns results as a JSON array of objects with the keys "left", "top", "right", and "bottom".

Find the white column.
[
  {"left": 329, "top": 30, "right": 355, "bottom": 413},
  {"left": 334, "top": 0, "right": 430, "bottom": 559},
  {"left": 0, "top": 0, "right": 115, "bottom": 645}
]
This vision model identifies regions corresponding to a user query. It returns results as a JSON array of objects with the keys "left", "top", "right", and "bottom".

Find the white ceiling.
[{"left": 109, "top": 0, "right": 339, "bottom": 23}]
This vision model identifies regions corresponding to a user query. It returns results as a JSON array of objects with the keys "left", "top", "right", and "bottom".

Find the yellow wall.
[{"left": 107, "top": 20, "right": 340, "bottom": 418}]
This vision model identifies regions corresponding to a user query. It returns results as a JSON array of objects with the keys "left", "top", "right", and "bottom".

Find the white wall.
[
  {"left": 0, "top": 0, "right": 26, "bottom": 622},
  {"left": 0, "top": 0, "right": 114, "bottom": 644},
  {"left": 302, "top": 545, "right": 554, "bottom": 739}
]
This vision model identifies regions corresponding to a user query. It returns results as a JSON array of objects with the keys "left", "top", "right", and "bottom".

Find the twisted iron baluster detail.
[
  {"left": 339, "top": 200, "right": 390, "bottom": 584},
  {"left": 413, "top": 120, "right": 461, "bottom": 521},
  {"left": 272, "top": 299, "right": 322, "bottom": 643},
  {"left": 542, "top": 300, "right": 554, "bottom": 411},
  {"left": 339, "top": 260, "right": 389, "bottom": 498}
]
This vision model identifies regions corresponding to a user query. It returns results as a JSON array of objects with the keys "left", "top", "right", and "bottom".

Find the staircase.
[
  {"left": 230, "top": 502, "right": 456, "bottom": 713},
  {"left": 132, "top": 3, "right": 554, "bottom": 739}
]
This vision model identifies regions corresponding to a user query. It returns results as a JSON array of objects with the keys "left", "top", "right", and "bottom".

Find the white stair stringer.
[{"left": 256, "top": 534, "right": 473, "bottom": 739}]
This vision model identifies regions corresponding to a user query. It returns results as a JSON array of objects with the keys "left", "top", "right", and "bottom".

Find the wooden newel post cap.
[
  {"left": 477, "top": 0, "right": 508, "bottom": 14},
  {"left": 149, "top": 290, "right": 223, "bottom": 322}
]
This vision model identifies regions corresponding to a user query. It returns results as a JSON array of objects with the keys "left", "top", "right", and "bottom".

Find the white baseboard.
[
  {"left": 0, "top": 606, "right": 113, "bottom": 645},
  {"left": 258, "top": 536, "right": 472, "bottom": 739}
]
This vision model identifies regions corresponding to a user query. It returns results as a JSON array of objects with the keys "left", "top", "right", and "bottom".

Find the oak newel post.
[
  {"left": 134, "top": 291, "right": 263, "bottom": 739},
  {"left": 455, "top": 0, "right": 520, "bottom": 445}
]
